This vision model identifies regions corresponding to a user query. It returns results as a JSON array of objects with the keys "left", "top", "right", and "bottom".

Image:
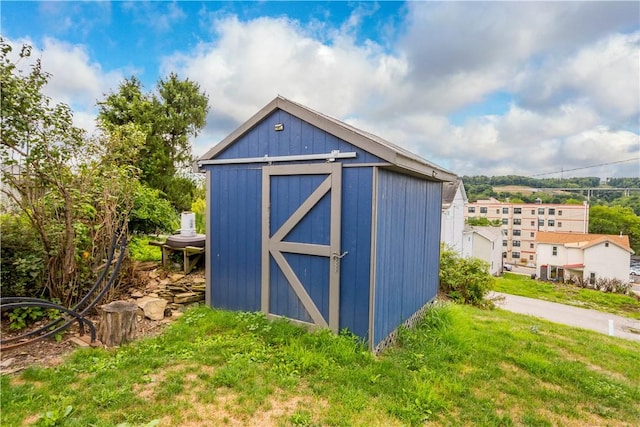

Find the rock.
[
  {"left": 171, "top": 311, "right": 184, "bottom": 318},
  {"left": 191, "top": 284, "right": 206, "bottom": 292},
  {"left": 149, "top": 270, "right": 159, "bottom": 279},
  {"left": 131, "top": 290, "right": 144, "bottom": 298},
  {"left": 159, "top": 278, "right": 170, "bottom": 286},
  {"left": 69, "top": 336, "right": 91, "bottom": 347},
  {"left": 163, "top": 306, "right": 172, "bottom": 317},
  {"left": 0, "top": 358, "right": 15, "bottom": 369},
  {"left": 170, "top": 273, "right": 184, "bottom": 282},
  {"left": 136, "top": 296, "right": 168, "bottom": 321},
  {"left": 191, "top": 277, "right": 206, "bottom": 284},
  {"left": 173, "top": 292, "right": 204, "bottom": 304},
  {"left": 148, "top": 292, "right": 159, "bottom": 298}
]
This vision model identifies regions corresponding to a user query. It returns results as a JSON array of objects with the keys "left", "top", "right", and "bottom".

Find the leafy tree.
[
  {"left": 1, "top": 40, "right": 139, "bottom": 304},
  {"left": 612, "top": 194, "right": 640, "bottom": 216},
  {"left": 466, "top": 217, "right": 501, "bottom": 227},
  {"left": 98, "top": 73, "right": 209, "bottom": 211},
  {"left": 589, "top": 205, "right": 640, "bottom": 254}
]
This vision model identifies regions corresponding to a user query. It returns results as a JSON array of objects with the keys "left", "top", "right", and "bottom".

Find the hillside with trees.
[{"left": 462, "top": 175, "right": 640, "bottom": 253}]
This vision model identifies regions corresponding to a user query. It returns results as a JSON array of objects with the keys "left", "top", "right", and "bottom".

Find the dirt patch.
[
  {"left": 0, "top": 262, "right": 200, "bottom": 375},
  {"left": 171, "top": 390, "right": 328, "bottom": 427},
  {"left": 0, "top": 314, "right": 172, "bottom": 374}
]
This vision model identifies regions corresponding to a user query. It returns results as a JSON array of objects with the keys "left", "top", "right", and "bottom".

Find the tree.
[
  {"left": 98, "top": 73, "right": 209, "bottom": 211},
  {"left": 466, "top": 217, "right": 502, "bottom": 227},
  {"left": 1, "top": 40, "right": 140, "bottom": 304},
  {"left": 589, "top": 205, "right": 640, "bottom": 254}
]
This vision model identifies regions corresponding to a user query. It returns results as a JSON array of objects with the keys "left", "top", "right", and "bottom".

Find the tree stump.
[{"left": 97, "top": 301, "right": 138, "bottom": 347}]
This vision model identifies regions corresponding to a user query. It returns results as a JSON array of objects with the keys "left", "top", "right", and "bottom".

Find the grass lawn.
[
  {"left": 2, "top": 304, "right": 639, "bottom": 426},
  {"left": 493, "top": 273, "right": 640, "bottom": 320}
]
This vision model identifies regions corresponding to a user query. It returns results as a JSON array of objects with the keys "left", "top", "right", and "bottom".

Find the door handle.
[{"left": 332, "top": 251, "right": 348, "bottom": 273}]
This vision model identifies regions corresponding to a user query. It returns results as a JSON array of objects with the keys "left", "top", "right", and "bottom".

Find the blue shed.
[{"left": 197, "top": 96, "right": 456, "bottom": 352}]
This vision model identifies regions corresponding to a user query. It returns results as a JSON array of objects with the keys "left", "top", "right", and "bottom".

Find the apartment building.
[{"left": 465, "top": 198, "right": 589, "bottom": 265}]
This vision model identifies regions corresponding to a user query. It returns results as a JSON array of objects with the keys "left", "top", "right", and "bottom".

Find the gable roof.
[
  {"left": 535, "top": 231, "right": 633, "bottom": 253},
  {"left": 198, "top": 96, "right": 456, "bottom": 182},
  {"left": 465, "top": 225, "right": 502, "bottom": 242},
  {"left": 442, "top": 179, "right": 468, "bottom": 207}
]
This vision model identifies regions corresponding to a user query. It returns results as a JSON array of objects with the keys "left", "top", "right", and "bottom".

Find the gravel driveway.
[{"left": 490, "top": 292, "right": 640, "bottom": 342}]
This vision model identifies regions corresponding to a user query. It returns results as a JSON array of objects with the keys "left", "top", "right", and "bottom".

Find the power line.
[{"left": 530, "top": 158, "right": 639, "bottom": 177}]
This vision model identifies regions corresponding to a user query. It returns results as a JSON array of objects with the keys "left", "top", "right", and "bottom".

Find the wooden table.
[{"left": 148, "top": 241, "right": 205, "bottom": 274}]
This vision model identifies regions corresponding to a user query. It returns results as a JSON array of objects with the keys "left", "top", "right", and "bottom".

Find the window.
[
  {"left": 513, "top": 229, "right": 521, "bottom": 236},
  {"left": 502, "top": 229, "right": 508, "bottom": 236},
  {"left": 513, "top": 218, "right": 521, "bottom": 225},
  {"left": 512, "top": 251, "right": 521, "bottom": 259},
  {"left": 502, "top": 218, "right": 508, "bottom": 225},
  {"left": 468, "top": 207, "right": 475, "bottom": 213},
  {"left": 589, "top": 272, "right": 596, "bottom": 285},
  {"left": 548, "top": 208, "right": 555, "bottom": 215},
  {"left": 496, "top": 209, "right": 500, "bottom": 214},
  {"left": 538, "top": 208, "right": 545, "bottom": 215},
  {"left": 529, "top": 255, "right": 534, "bottom": 260},
  {"left": 502, "top": 240, "right": 508, "bottom": 247},
  {"left": 514, "top": 208, "right": 522, "bottom": 214},
  {"left": 513, "top": 240, "right": 521, "bottom": 247},
  {"left": 531, "top": 221, "right": 535, "bottom": 226},
  {"left": 531, "top": 209, "right": 535, "bottom": 215},
  {"left": 558, "top": 222, "right": 562, "bottom": 228},
  {"left": 548, "top": 220, "right": 555, "bottom": 226},
  {"left": 480, "top": 207, "right": 488, "bottom": 213},
  {"left": 552, "top": 246, "right": 558, "bottom": 256},
  {"left": 538, "top": 219, "right": 544, "bottom": 226},
  {"left": 502, "top": 207, "right": 509, "bottom": 214},
  {"left": 530, "top": 232, "right": 535, "bottom": 237},
  {"left": 605, "top": 242, "right": 609, "bottom": 247},
  {"left": 530, "top": 243, "right": 535, "bottom": 249},
  {"left": 558, "top": 210, "right": 563, "bottom": 216}
]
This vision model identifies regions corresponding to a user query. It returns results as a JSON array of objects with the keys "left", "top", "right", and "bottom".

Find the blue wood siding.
[
  {"left": 204, "top": 109, "right": 445, "bottom": 347},
  {"left": 215, "top": 109, "right": 383, "bottom": 165},
  {"left": 338, "top": 167, "right": 373, "bottom": 339},
  {"left": 373, "top": 169, "right": 442, "bottom": 346},
  {"left": 208, "top": 164, "right": 262, "bottom": 311},
  {"left": 268, "top": 172, "right": 331, "bottom": 322}
]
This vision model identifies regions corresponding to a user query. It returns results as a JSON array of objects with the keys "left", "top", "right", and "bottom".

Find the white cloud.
[
  {"left": 6, "top": 2, "right": 638, "bottom": 179},
  {"left": 163, "top": 15, "right": 408, "bottom": 152},
  {"left": 515, "top": 31, "right": 640, "bottom": 122},
  {"left": 5, "top": 37, "right": 127, "bottom": 134}
]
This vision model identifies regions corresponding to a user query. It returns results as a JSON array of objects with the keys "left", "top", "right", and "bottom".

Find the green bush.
[
  {"left": 129, "top": 184, "right": 179, "bottom": 234},
  {"left": 191, "top": 197, "right": 206, "bottom": 234},
  {"left": 439, "top": 246, "right": 494, "bottom": 307},
  {"left": 128, "top": 235, "right": 163, "bottom": 262},
  {"left": 0, "top": 213, "right": 44, "bottom": 297}
]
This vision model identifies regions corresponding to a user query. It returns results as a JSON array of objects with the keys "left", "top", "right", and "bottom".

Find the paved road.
[{"left": 490, "top": 292, "right": 640, "bottom": 342}]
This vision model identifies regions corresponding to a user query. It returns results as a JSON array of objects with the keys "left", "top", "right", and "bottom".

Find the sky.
[{"left": 2, "top": 1, "right": 639, "bottom": 179}]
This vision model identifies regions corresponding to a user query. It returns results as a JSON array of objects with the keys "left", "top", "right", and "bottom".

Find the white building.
[
  {"left": 465, "top": 198, "right": 589, "bottom": 266},
  {"left": 462, "top": 226, "right": 504, "bottom": 275},
  {"left": 441, "top": 179, "right": 467, "bottom": 256},
  {"left": 535, "top": 231, "right": 633, "bottom": 284}
]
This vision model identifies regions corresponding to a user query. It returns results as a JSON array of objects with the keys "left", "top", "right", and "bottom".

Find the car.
[
  {"left": 503, "top": 263, "right": 513, "bottom": 271},
  {"left": 630, "top": 266, "right": 640, "bottom": 276}
]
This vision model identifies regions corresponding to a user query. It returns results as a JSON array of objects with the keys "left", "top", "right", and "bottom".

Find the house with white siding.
[
  {"left": 535, "top": 231, "right": 633, "bottom": 284},
  {"left": 441, "top": 179, "right": 467, "bottom": 256},
  {"left": 462, "top": 226, "right": 504, "bottom": 275}
]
